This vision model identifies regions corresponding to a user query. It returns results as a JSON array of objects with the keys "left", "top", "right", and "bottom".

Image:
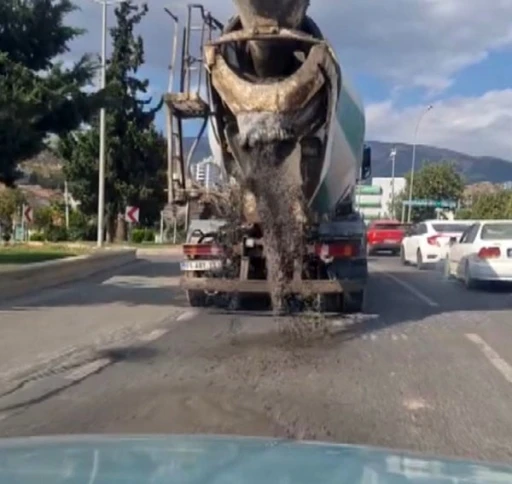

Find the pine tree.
[{"left": 62, "top": 1, "right": 165, "bottom": 242}]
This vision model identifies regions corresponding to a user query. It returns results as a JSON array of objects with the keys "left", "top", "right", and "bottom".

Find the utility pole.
[
  {"left": 407, "top": 104, "right": 433, "bottom": 222},
  {"left": 64, "top": 180, "right": 70, "bottom": 230},
  {"left": 93, "top": 0, "right": 127, "bottom": 247},
  {"left": 390, "top": 146, "right": 396, "bottom": 218}
]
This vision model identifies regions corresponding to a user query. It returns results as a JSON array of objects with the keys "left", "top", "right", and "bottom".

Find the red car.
[{"left": 366, "top": 220, "right": 406, "bottom": 256}]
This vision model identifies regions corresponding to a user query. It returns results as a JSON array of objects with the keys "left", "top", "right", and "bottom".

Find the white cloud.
[
  {"left": 366, "top": 90, "right": 512, "bottom": 160},
  {"left": 71, "top": 0, "right": 512, "bottom": 90},
  {"left": 69, "top": 0, "right": 512, "bottom": 158}
]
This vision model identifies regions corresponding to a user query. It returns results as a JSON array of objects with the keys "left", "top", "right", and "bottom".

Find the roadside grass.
[
  {"left": 0, "top": 245, "right": 85, "bottom": 265},
  {"left": 0, "top": 241, "right": 182, "bottom": 267}
]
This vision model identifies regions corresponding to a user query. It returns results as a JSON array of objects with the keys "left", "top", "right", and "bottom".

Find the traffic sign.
[
  {"left": 402, "top": 199, "right": 457, "bottom": 209},
  {"left": 125, "top": 206, "right": 139, "bottom": 223},
  {"left": 23, "top": 205, "right": 33, "bottom": 223}
]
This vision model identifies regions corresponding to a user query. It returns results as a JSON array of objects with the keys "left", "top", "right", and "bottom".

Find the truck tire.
[
  {"left": 342, "top": 290, "right": 365, "bottom": 314},
  {"left": 186, "top": 290, "right": 208, "bottom": 307},
  {"left": 315, "top": 294, "right": 338, "bottom": 313}
]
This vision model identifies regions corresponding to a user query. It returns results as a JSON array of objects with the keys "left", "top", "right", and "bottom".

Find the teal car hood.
[{"left": 0, "top": 435, "right": 511, "bottom": 483}]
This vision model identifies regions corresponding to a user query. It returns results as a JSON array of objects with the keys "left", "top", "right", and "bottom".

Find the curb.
[{"left": 0, "top": 249, "right": 137, "bottom": 302}]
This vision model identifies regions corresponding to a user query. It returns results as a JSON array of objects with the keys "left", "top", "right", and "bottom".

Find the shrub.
[
  {"left": 130, "top": 227, "right": 155, "bottom": 243},
  {"left": 29, "top": 232, "right": 45, "bottom": 241}
]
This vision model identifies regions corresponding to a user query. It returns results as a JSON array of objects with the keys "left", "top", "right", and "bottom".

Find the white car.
[
  {"left": 445, "top": 220, "right": 512, "bottom": 288},
  {"left": 400, "top": 220, "right": 475, "bottom": 269}
]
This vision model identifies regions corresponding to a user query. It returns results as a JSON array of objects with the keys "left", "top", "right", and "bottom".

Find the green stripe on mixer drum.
[
  {"left": 311, "top": 182, "right": 331, "bottom": 214},
  {"left": 337, "top": 86, "right": 365, "bottom": 161}
]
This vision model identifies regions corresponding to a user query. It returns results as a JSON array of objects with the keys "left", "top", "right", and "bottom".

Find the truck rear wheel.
[
  {"left": 315, "top": 294, "right": 339, "bottom": 313},
  {"left": 186, "top": 290, "right": 208, "bottom": 307},
  {"left": 342, "top": 290, "right": 365, "bottom": 313}
]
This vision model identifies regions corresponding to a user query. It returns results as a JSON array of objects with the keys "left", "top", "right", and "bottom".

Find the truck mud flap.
[{"left": 180, "top": 277, "right": 365, "bottom": 294}]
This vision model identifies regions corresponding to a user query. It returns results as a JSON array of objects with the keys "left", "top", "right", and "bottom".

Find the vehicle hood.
[{"left": 0, "top": 434, "right": 511, "bottom": 483}]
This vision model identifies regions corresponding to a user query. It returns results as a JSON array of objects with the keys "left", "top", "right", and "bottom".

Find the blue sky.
[{"left": 70, "top": 0, "right": 512, "bottom": 160}]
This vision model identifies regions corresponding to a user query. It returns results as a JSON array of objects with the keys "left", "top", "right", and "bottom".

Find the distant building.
[
  {"left": 190, "top": 157, "right": 223, "bottom": 188},
  {"left": 354, "top": 177, "right": 406, "bottom": 220}
]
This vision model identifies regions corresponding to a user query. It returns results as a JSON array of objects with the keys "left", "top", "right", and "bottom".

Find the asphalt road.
[{"left": 1, "top": 254, "right": 512, "bottom": 465}]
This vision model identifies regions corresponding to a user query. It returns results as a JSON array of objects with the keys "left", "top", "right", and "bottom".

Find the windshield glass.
[
  {"left": 432, "top": 223, "right": 471, "bottom": 233},
  {"left": 481, "top": 223, "right": 512, "bottom": 240},
  {"left": 5, "top": 0, "right": 512, "bottom": 475}
]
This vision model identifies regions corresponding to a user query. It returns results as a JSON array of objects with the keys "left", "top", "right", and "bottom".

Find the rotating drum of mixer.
[{"left": 230, "top": 0, "right": 310, "bottom": 77}]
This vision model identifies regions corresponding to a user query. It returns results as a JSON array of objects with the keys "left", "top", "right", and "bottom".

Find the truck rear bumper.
[{"left": 180, "top": 277, "right": 365, "bottom": 294}]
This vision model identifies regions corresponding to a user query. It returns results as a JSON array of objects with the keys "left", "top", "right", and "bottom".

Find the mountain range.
[{"left": 183, "top": 138, "right": 512, "bottom": 184}]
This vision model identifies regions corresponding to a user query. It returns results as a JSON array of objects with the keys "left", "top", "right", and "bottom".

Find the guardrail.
[{"left": 0, "top": 249, "right": 137, "bottom": 302}]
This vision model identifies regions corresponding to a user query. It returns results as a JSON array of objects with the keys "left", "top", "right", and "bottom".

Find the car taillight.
[
  {"left": 427, "top": 235, "right": 440, "bottom": 245},
  {"left": 478, "top": 247, "right": 501, "bottom": 258}
]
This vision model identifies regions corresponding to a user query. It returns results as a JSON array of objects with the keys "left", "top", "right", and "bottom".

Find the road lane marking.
[
  {"left": 138, "top": 328, "right": 169, "bottom": 343},
  {"left": 466, "top": 333, "right": 512, "bottom": 384},
  {"left": 64, "top": 358, "right": 112, "bottom": 381},
  {"left": 0, "top": 411, "right": 11, "bottom": 422},
  {"left": 177, "top": 309, "right": 199, "bottom": 322},
  {"left": 403, "top": 398, "right": 431, "bottom": 410},
  {"left": 377, "top": 271, "right": 439, "bottom": 307}
]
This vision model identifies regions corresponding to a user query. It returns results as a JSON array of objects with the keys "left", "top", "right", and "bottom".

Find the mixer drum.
[{"left": 232, "top": 0, "right": 309, "bottom": 29}]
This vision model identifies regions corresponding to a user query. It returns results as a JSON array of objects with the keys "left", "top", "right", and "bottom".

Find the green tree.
[
  {"left": 0, "top": 187, "right": 26, "bottom": 240},
  {"left": 61, "top": 1, "right": 165, "bottom": 242},
  {"left": 391, "top": 162, "right": 464, "bottom": 222},
  {"left": 458, "top": 190, "right": 512, "bottom": 219},
  {"left": 0, "top": 0, "right": 103, "bottom": 185}
]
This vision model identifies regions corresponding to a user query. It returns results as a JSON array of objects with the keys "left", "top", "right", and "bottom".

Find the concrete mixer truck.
[{"left": 164, "top": 2, "right": 372, "bottom": 313}]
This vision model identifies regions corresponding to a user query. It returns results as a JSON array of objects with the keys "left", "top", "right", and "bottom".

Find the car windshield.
[
  {"left": 481, "top": 223, "right": 512, "bottom": 240},
  {"left": 432, "top": 223, "right": 470, "bottom": 233}
]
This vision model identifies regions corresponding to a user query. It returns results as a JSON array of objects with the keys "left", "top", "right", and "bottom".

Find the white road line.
[
  {"left": 466, "top": 333, "right": 512, "bottom": 384},
  {"left": 138, "top": 328, "right": 169, "bottom": 343},
  {"left": 0, "top": 411, "right": 12, "bottom": 422},
  {"left": 64, "top": 358, "right": 111, "bottom": 381},
  {"left": 378, "top": 271, "right": 439, "bottom": 307},
  {"left": 176, "top": 309, "right": 199, "bottom": 322}
]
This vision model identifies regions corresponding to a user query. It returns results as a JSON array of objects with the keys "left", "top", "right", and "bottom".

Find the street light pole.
[
  {"left": 390, "top": 146, "right": 396, "bottom": 218},
  {"left": 93, "top": 0, "right": 127, "bottom": 247},
  {"left": 407, "top": 104, "right": 433, "bottom": 222},
  {"left": 96, "top": 0, "right": 107, "bottom": 247}
]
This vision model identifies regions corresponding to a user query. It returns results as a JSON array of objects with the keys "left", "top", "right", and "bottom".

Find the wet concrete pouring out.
[{"left": 217, "top": 134, "right": 332, "bottom": 345}]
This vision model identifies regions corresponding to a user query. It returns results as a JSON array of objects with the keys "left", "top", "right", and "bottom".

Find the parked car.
[
  {"left": 400, "top": 220, "right": 475, "bottom": 269},
  {"left": 366, "top": 220, "right": 406, "bottom": 256},
  {"left": 445, "top": 220, "right": 512, "bottom": 288}
]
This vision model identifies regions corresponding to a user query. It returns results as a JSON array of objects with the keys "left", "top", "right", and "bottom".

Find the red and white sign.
[
  {"left": 23, "top": 205, "right": 33, "bottom": 224},
  {"left": 125, "top": 206, "right": 139, "bottom": 223}
]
